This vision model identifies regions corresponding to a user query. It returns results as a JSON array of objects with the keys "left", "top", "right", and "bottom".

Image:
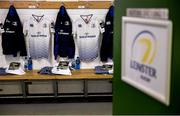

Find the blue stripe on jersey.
[
  {"left": 54, "top": 31, "right": 59, "bottom": 60},
  {"left": 9, "top": 5, "right": 15, "bottom": 16}
]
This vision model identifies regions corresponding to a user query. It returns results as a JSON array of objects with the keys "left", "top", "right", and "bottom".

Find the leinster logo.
[
  {"left": 130, "top": 30, "right": 157, "bottom": 79},
  {"left": 131, "top": 30, "right": 157, "bottom": 64},
  {"left": 65, "top": 21, "right": 70, "bottom": 26},
  {"left": 12, "top": 22, "right": 18, "bottom": 26}
]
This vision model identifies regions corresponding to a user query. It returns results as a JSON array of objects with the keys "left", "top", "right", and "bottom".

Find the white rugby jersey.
[
  {"left": 23, "top": 15, "right": 51, "bottom": 59},
  {"left": 73, "top": 15, "right": 101, "bottom": 62}
]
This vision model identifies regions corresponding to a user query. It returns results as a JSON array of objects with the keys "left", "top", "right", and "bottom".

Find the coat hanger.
[{"left": 85, "top": 0, "right": 89, "bottom": 9}]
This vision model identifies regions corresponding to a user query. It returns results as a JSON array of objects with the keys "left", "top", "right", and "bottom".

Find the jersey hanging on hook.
[
  {"left": 2, "top": 5, "right": 27, "bottom": 57},
  {"left": 100, "top": 5, "right": 114, "bottom": 62},
  {"left": 54, "top": 5, "right": 75, "bottom": 60},
  {"left": 23, "top": 14, "right": 52, "bottom": 59}
]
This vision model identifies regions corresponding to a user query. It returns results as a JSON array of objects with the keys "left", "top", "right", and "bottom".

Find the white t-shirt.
[
  {"left": 23, "top": 15, "right": 51, "bottom": 59},
  {"left": 73, "top": 15, "right": 101, "bottom": 62}
]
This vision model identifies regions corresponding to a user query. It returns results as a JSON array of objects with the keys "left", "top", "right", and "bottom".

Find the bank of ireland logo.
[{"left": 131, "top": 30, "right": 157, "bottom": 65}]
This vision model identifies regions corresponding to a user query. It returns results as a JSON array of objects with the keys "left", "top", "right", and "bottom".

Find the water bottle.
[
  {"left": 24, "top": 56, "right": 28, "bottom": 71},
  {"left": 28, "top": 57, "right": 33, "bottom": 70},
  {"left": 75, "top": 57, "right": 81, "bottom": 70},
  {"left": 71, "top": 59, "right": 76, "bottom": 69}
]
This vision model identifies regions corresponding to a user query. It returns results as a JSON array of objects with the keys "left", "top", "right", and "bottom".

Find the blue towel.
[
  {"left": 0, "top": 68, "right": 7, "bottom": 75},
  {"left": 38, "top": 67, "right": 54, "bottom": 75},
  {"left": 95, "top": 66, "right": 109, "bottom": 74}
]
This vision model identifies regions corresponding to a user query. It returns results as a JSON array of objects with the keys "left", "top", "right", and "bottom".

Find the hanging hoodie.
[
  {"left": 2, "top": 5, "right": 27, "bottom": 57},
  {"left": 100, "top": 5, "right": 114, "bottom": 62},
  {"left": 54, "top": 6, "right": 75, "bottom": 60}
]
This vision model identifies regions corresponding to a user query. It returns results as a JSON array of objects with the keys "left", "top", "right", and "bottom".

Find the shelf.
[
  {"left": 0, "top": 1, "right": 112, "bottom": 9},
  {"left": 0, "top": 69, "right": 113, "bottom": 80}
]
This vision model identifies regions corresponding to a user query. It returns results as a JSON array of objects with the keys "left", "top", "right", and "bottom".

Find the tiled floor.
[{"left": 0, "top": 102, "right": 112, "bottom": 115}]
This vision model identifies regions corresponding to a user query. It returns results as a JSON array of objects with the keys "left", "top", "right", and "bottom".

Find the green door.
[{"left": 113, "top": 0, "right": 180, "bottom": 114}]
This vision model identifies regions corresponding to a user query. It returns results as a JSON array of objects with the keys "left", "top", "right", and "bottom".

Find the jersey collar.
[
  {"left": 32, "top": 14, "right": 44, "bottom": 23},
  {"left": 80, "top": 14, "right": 93, "bottom": 24}
]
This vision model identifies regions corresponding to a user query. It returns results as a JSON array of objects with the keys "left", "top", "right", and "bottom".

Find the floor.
[{"left": 0, "top": 102, "right": 112, "bottom": 115}]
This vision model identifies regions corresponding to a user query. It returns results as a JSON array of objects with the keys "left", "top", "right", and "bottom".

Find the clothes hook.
[
  {"left": 35, "top": 0, "right": 40, "bottom": 8},
  {"left": 85, "top": 0, "right": 89, "bottom": 9},
  {"left": 9, "top": 0, "right": 14, "bottom": 6},
  {"left": 111, "top": 0, "right": 114, "bottom": 6},
  {"left": 61, "top": 1, "right": 64, "bottom": 6}
]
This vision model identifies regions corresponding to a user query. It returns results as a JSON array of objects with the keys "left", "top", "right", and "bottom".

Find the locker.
[
  {"left": 0, "top": 81, "right": 22, "bottom": 95},
  {"left": 58, "top": 80, "right": 84, "bottom": 93},
  {"left": 27, "top": 81, "right": 53, "bottom": 94},
  {"left": 88, "top": 80, "right": 112, "bottom": 93}
]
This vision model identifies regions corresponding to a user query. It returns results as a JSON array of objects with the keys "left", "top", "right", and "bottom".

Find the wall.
[
  {"left": 0, "top": 8, "right": 109, "bottom": 69},
  {"left": 113, "top": 0, "right": 180, "bottom": 114}
]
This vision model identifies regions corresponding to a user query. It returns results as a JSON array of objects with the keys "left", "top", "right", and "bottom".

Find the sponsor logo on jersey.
[
  {"left": 130, "top": 30, "right": 157, "bottom": 79},
  {"left": 31, "top": 34, "right": 47, "bottom": 37},
  {"left": 79, "top": 35, "right": 96, "bottom": 39},
  {"left": 5, "top": 30, "right": 15, "bottom": 33},
  {"left": 5, "top": 27, "right": 15, "bottom": 33}
]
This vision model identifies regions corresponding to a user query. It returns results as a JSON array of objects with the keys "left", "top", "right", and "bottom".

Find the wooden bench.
[{"left": 0, "top": 69, "right": 112, "bottom": 101}]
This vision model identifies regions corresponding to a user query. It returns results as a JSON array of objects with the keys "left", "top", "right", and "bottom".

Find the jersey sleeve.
[
  {"left": 97, "top": 19, "right": 104, "bottom": 33},
  {"left": 50, "top": 21, "right": 55, "bottom": 33},
  {"left": 99, "top": 20, "right": 105, "bottom": 34},
  {"left": 72, "top": 20, "right": 77, "bottom": 37},
  {"left": 23, "top": 20, "right": 28, "bottom": 36},
  {"left": 17, "top": 20, "right": 27, "bottom": 57},
  {"left": 0, "top": 22, "right": 3, "bottom": 34}
]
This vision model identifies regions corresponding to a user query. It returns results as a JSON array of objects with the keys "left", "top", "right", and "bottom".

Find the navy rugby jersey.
[
  {"left": 100, "top": 6, "right": 114, "bottom": 62},
  {"left": 54, "top": 6, "right": 75, "bottom": 60},
  {"left": 2, "top": 5, "right": 27, "bottom": 57}
]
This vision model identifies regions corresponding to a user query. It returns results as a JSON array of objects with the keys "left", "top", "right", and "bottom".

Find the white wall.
[{"left": 0, "top": 8, "right": 109, "bottom": 69}]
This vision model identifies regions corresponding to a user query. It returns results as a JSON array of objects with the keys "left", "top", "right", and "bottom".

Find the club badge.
[
  {"left": 12, "top": 22, "right": 18, "bottom": 26},
  {"left": 65, "top": 21, "right": 70, "bottom": 26}
]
